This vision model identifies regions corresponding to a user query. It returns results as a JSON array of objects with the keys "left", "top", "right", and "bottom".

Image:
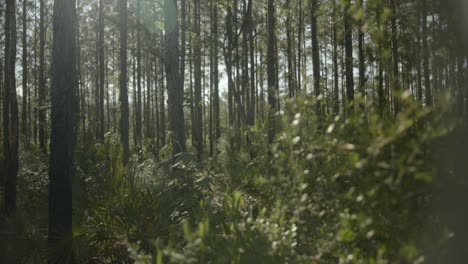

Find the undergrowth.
[{"left": 5, "top": 94, "right": 462, "bottom": 263}]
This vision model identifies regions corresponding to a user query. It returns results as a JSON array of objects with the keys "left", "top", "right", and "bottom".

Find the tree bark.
[
  {"left": 48, "top": 0, "right": 77, "bottom": 261},
  {"left": 332, "top": 0, "right": 339, "bottom": 115},
  {"left": 416, "top": 0, "right": 423, "bottom": 102},
  {"left": 119, "top": 0, "right": 129, "bottom": 164},
  {"left": 297, "top": 0, "right": 303, "bottom": 93},
  {"left": 135, "top": 0, "right": 142, "bottom": 144},
  {"left": 311, "top": 0, "right": 321, "bottom": 123},
  {"left": 358, "top": 0, "right": 366, "bottom": 110},
  {"left": 248, "top": 0, "right": 255, "bottom": 126},
  {"left": 97, "top": 0, "right": 105, "bottom": 141},
  {"left": 39, "top": 0, "right": 46, "bottom": 153},
  {"left": 344, "top": 0, "right": 354, "bottom": 106},
  {"left": 22, "top": 0, "right": 28, "bottom": 142},
  {"left": 4, "top": 0, "right": 19, "bottom": 218},
  {"left": 213, "top": 0, "right": 220, "bottom": 141},
  {"left": 422, "top": 0, "right": 432, "bottom": 106},
  {"left": 391, "top": 0, "right": 400, "bottom": 114},
  {"left": 193, "top": 0, "right": 203, "bottom": 160},
  {"left": 286, "top": 0, "right": 293, "bottom": 97},
  {"left": 267, "top": 0, "right": 277, "bottom": 144},
  {"left": 164, "top": 0, "right": 186, "bottom": 155}
]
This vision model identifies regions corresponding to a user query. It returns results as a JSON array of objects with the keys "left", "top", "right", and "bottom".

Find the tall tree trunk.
[
  {"left": 48, "top": 0, "right": 76, "bottom": 261},
  {"left": 132, "top": 27, "right": 137, "bottom": 146},
  {"left": 159, "top": 58, "right": 166, "bottom": 147},
  {"left": 97, "top": 0, "right": 105, "bottom": 141},
  {"left": 94, "top": 28, "right": 99, "bottom": 140},
  {"left": 75, "top": 0, "right": 81, "bottom": 143},
  {"left": 39, "top": 0, "right": 46, "bottom": 153},
  {"left": 422, "top": 0, "right": 432, "bottom": 106},
  {"left": 180, "top": 0, "right": 187, "bottom": 78},
  {"left": 22, "top": 0, "right": 28, "bottom": 142},
  {"left": 332, "top": 0, "right": 339, "bottom": 115},
  {"left": 164, "top": 0, "right": 186, "bottom": 155},
  {"left": 267, "top": 0, "right": 277, "bottom": 144},
  {"left": 297, "top": 0, "right": 303, "bottom": 93},
  {"left": 225, "top": 4, "right": 235, "bottom": 130},
  {"left": 179, "top": 0, "right": 186, "bottom": 147},
  {"left": 4, "top": 0, "right": 19, "bottom": 218},
  {"left": 344, "top": 0, "right": 354, "bottom": 107},
  {"left": 286, "top": 0, "right": 294, "bottom": 97},
  {"left": 358, "top": 0, "right": 366, "bottom": 110},
  {"left": 242, "top": 0, "right": 250, "bottom": 127},
  {"left": 416, "top": 0, "right": 423, "bottom": 102},
  {"left": 145, "top": 56, "right": 152, "bottom": 139},
  {"left": 193, "top": 0, "right": 203, "bottom": 160},
  {"left": 311, "top": 0, "right": 321, "bottom": 122},
  {"left": 248, "top": 0, "right": 255, "bottom": 126},
  {"left": 154, "top": 59, "right": 160, "bottom": 150},
  {"left": 135, "top": 0, "right": 142, "bottom": 144},
  {"left": 376, "top": 6, "right": 385, "bottom": 115},
  {"left": 119, "top": 0, "right": 129, "bottom": 164},
  {"left": 33, "top": 0, "right": 37, "bottom": 145},
  {"left": 76, "top": 1, "right": 83, "bottom": 145},
  {"left": 209, "top": 1, "right": 214, "bottom": 157},
  {"left": 390, "top": 0, "right": 400, "bottom": 114},
  {"left": 213, "top": 0, "right": 220, "bottom": 141}
]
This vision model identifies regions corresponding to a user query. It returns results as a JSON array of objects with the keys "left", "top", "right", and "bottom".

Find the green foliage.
[
  {"left": 121, "top": 95, "right": 457, "bottom": 263},
  {"left": 5, "top": 97, "right": 459, "bottom": 263}
]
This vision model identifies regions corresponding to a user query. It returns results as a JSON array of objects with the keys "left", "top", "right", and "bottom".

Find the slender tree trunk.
[
  {"left": 332, "top": 0, "right": 339, "bottom": 115},
  {"left": 135, "top": 0, "right": 142, "bottom": 144},
  {"left": 422, "top": 0, "right": 432, "bottom": 106},
  {"left": 267, "top": 0, "right": 277, "bottom": 144},
  {"left": 344, "top": 0, "right": 354, "bottom": 107},
  {"left": 154, "top": 59, "right": 160, "bottom": 150},
  {"left": 286, "top": 0, "right": 293, "bottom": 97},
  {"left": 209, "top": 1, "right": 214, "bottom": 157},
  {"left": 180, "top": 0, "right": 187, "bottom": 78},
  {"left": 248, "top": 0, "right": 255, "bottom": 126},
  {"left": 242, "top": 0, "right": 250, "bottom": 127},
  {"left": 39, "top": 0, "right": 46, "bottom": 153},
  {"left": 119, "top": 0, "right": 129, "bottom": 164},
  {"left": 132, "top": 27, "right": 137, "bottom": 146},
  {"left": 48, "top": 0, "right": 76, "bottom": 261},
  {"left": 75, "top": 0, "right": 81, "bottom": 143},
  {"left": 145, "top": 56, "right": 152, "bottom": 138},
  {"left": 33, "top": 0, "right": 37, "bottom": 145},
  {"left": 225, "top": 5, "right": 235, "bottom": 130},
  {"left": 160, "top": 58, "right": 166, "bottom": 147},
  {"left": 76, "top": 1, "right": 83, "bottom": 144},
  {"left": 164, "top": 0, "right": 186, "bottom": 155},
  {"left": 179, "top": 0, "right": 187, "bottom": 147},
  {"left": 390, "top": 0, "right": 400, "bottom": 114},
  {"left": 22, "top": 0, "right": 28, "bottom": 142},
  {"left": 193, "top": 0, "right": 203, "bottom": 160},
  {"left": 416, "top": 0, "right": 423, "bottom": 102},
  {"left": 376, "top": 6, "right": 385, "bottom": 115},
  {"left": 297, "top": 0, "right": 303, "bottom": 93},
  {"left": 4, "top": 0, "right": 19, "bottom": 218},
  {"left": 94, "top": 28, "right": 99, "bottom": 140},
  {"left": 97, "top": 0, "right": 105, "bottom": 141},
  {"left": 358, "top": 0, "right": 366, "bottom": 110},
  {"left": 311, "top": 0, "right": 321, "bottom": 123},
  {"left": 213, "top": 0, "right": 220, "bottom": 141}
]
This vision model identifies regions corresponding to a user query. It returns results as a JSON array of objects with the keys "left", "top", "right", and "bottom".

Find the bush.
[{"left": 126, "top": 94, "right": 456, "bottom": 263}]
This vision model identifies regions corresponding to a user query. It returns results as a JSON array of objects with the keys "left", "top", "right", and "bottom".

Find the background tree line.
[{"left": 1, "top": 0, "right": 466, "bottom": 163}]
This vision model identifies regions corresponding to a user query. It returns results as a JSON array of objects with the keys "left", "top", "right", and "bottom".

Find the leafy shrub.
[{"left": 127, "top": 94, "right": 457, "bottom": 263}]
